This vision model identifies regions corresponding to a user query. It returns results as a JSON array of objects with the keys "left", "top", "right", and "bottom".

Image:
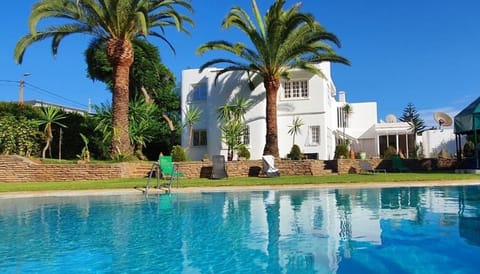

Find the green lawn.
[{"left": 0, "top": 172, "right": 478, "bottom": 193}]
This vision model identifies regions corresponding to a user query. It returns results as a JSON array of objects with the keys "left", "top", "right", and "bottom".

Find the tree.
[
  {"left": 183, "top": 106, "right": 203, "bottom": 147},
  {"left": 288, "top": 117, "right": 304, "bottom": 146},
  {"left": 92, "top": 98, "right": 159, "bottom": 160},
  {"left": 400, "top": 102, "right": 426, "bottom": 135},
  {"left": 197, "top": 0, "right": 349, "bottom": 157},
  {"left": 0, "top": 115, "right": 41, "bottom": 157},
  {"left": 217, "top": 97, "right": 253, "bottom": 160},
  {"left": 14, "top": 0, "right": 193, "bottom": 158},
  {"left": 128, "top": 98, "right": 159, "bottom": 159},
  {"left": 341, "top": 103, "right": 353, "bottom": 145},
  {"left": 36, "top": 106, "right": 67, "bottom": 159},
  {"left": 220, "top": 120, "right": 246, "bottom": 161},
  {"left": 85, "top": 38, "right": 176, "bottom": 102},
  {"left": 86, "top": 38, "right": 181, "bottom": 158}
]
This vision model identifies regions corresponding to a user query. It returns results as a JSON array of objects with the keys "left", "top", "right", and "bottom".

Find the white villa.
[{"left": 180, "top": 62, "right": 415, "bottom": 161}]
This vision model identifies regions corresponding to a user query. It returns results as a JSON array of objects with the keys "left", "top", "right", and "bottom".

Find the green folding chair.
[{"left": 156, "top": 155, "right": 184, "bottom": 192}]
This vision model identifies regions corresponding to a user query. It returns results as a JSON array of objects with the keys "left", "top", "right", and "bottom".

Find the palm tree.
[
  {"left": 220, "top": 120, "right": 246, "bottom": 161},
  {"left": 92, "top": 98, "right": 158, "bottom": 160},
  {"left": 183, "top": 106, "right": 203, "bottom": 147},
  {"left": 197, "top": 0, "right": 349, "bottom": 157},
  {"left": 128, "top": 97, "right": 159, "bottom": 159},
  {"left": 217, "top": 97, "right": 253, "bottom": 123},
  {"left": 36, "top": 106, "right": 67, "bottom": 159},
  {"left": 288, "top": 116, "right": 304, "bottom": 146},
  {"left": 14, "top": 0, "right": 193, "bottom": 158},
  {"left": 342, "top": 103, "right": 353, "bottom": 145},
  {"left": 217, "top": 97, "right": 253, "bottom": 160}
]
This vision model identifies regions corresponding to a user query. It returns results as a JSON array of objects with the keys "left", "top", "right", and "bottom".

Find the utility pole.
[{"left": 18, "top": 72, "right": 30, "bottom": 105}]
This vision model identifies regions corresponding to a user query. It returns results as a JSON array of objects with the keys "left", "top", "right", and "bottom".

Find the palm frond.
[
  {"left": 197, "top": 0, "right": 349, "bottom": 82},
  {"left": 15, "top": 0, "right": 194, "bottom": 64}
]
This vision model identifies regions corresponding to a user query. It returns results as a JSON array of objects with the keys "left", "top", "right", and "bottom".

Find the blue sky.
[{"left": 1, "top": 0, "right": 480, "bottom": 127}]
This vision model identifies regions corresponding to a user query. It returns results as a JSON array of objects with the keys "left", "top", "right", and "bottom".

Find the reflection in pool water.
[{"left": 1, "top": 185, "right": 479, "bottom": 273}]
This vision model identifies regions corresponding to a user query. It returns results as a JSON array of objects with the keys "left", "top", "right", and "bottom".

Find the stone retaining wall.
[
  {"left": 0, "top": 155, "right": 152, "bottom": 182},
  {"left": 0, "top": 156, "right": 334, "bottom": 182},
  {"left": 334, "top": 158, "right": 457, "bottom": 174},
  {"left": 176, "top": 159, "right": 335, "bottom": 178},
  {"left": 0, "top": 155, "right": 458, "bottom": 182}
]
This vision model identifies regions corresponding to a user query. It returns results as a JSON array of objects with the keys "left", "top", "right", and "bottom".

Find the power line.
[
  {"left": 24, "top": 81, "right": 89, "bottom": 109},
  {"left": 0, "top": 79, "right": 19, "bottom": 86},
  {"left": 0, "top": 79, "right": 89, "bottom": 109}
]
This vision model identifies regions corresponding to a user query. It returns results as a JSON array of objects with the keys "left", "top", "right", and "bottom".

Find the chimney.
[{"left": 338, "top": 91, "right": 346, "bottom": 103}]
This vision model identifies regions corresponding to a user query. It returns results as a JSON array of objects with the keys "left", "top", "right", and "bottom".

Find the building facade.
[{"left": 180, "top": 62, "right": 412, "bottom": 161}]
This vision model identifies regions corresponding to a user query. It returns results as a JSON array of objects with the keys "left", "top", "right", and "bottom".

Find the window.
[
  {"left": 242, "top": 126, "right": 250, "bottom": 145},
  {"left": 283, "top": 80, "right": 309, "bottom": 99},
  {"left": 191, "top": 83, "right": 207, "bottom": 101},
  {"left": 310, "top": 126, "right": 320, "bottom": 145},
  {"left": 193, "top": 129, "right": 207, "bottom": 146}
]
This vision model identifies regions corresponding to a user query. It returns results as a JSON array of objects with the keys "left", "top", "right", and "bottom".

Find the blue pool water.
[{"left": 1, "top": 185, "right": 479, "bottom": 273}]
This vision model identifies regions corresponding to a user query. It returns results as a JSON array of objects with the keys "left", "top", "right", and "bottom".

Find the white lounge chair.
[{"left": 262, "top": 155, "right": 280, "bottom": 177}]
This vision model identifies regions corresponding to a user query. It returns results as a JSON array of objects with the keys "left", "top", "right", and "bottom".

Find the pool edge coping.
[{"left": 1, "top": 179, "right": 479, "bottom": 199}]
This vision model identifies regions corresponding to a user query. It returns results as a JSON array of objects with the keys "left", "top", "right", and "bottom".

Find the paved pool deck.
[{"left": 1, "top": 180, "right": 479, "bottom": 199}]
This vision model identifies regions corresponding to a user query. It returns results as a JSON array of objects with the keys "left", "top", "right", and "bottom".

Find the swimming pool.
[{"left": 1, "top": 185, "right": 479, "bottom": 273}]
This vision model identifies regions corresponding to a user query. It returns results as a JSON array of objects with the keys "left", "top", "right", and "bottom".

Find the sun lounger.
[
  {"left": 211, "top": 155, "right": 228, "bottom": 179},
  {"left": 262, "top": 155, "right": 280, "bottom": 177},
  {"left": 359, "top": 160, "right": 386, "bottom": 174}
]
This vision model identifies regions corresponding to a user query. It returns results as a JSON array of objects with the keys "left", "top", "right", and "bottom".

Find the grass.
[{"left": 0, "top": 172, "right": 478, "bottom": 193}]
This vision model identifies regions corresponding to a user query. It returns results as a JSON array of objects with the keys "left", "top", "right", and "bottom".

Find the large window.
[
  {"left": 242, "top": 125, "right": 250, "bottom": 145},
  {"left": 310, "top": 126, "right": 320, "bottom": 145},
  {"left": 193, "top": 129, "right": 207, "bottom": 146},
  {"left": 191, "top": 83, "right": 207, "bottom": 101},
  {"left": 283, "top": 80, "right": 309, "bottom": 99}
]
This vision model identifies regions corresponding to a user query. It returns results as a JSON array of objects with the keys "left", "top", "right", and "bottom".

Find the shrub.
[
  {"left": 237, "top": 144, "right": 250, "bottom": 160},
  {"left": 383, "top": 146, "right": 397, "bottom": 159},
  {"left": 288, "top": 144, "right": 303, "bottom": 160},
  {"left": 334, "top": 144, "right": 349, "bottom": 159},
  {"left": 463, "top": 141, "right": 475, "bottom": 157},
  {"left": 171, "top": 145, "right": 187, "bottom": 162},
  {"left": 0, "top": 115, "right": 41, "bottom": 157}
]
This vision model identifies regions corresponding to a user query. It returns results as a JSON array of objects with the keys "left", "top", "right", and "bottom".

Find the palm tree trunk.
[
  {"left": 135, "top": 142, "right": 146, "bottom": 160},
  {"left": 107, "top": 38, "right": 134, "bottom": 158},
  {"left": 42, "top": 126, "right": 53, "bottom": 159},
  {"left": 188, "top": 126, "right": 193, "bottom": 147},
  {"left": 42, "top": 139, "right": 51, "bottom": 159},
  {"left": 263, "top": 77, "right": 280, "bottom": 157}
]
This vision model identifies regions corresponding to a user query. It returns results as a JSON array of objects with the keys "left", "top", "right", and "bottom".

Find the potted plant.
[
  {"left": 237, "top": 144, "right": 250, "bottom": 160},
  {"left": 287, "top": 144, "right": 303, "bottom": 160},
  {"left": 334, "top": 144, "right": 349, "bottom": 159},
  {"left": 171, "top": 145, "right": 187, "bottom": 162}
]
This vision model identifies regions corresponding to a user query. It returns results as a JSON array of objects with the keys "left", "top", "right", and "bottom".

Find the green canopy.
[{"left": 454, "top": 97, "right": 480, "bottom": 134}]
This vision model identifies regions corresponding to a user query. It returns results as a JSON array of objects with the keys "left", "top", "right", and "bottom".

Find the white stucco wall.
[
  {"left": 348, "top": 102, "right": 378, "bottom": 131},
  {"left": 421, "top": 129, "right": 458, "bottom": 158},
  {"left": 180, "top": 62, "right": 385, "bottom": 161},
  {"left": 181, "top": 63, "right": 342, "bottom": 160}
]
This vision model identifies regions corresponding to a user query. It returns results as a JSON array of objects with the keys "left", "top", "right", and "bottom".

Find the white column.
[
  {"left": 376, "top": 134, "right": 380, "bottom": 156},
  {"left": 405, "top": 133, "right": 409, "bottom": 158},
  {"left": 396, "top": 134, "right": 399, "bottom": 153}
]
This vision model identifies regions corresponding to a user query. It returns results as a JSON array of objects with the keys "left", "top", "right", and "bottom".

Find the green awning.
[{"left": 454, "top": 97, "right": 480, "bottom": 134}]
